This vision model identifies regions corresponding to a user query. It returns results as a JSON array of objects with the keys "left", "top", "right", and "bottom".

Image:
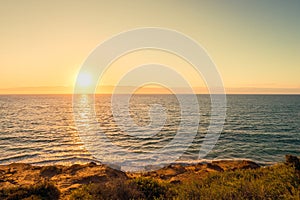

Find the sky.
[{"left": 0, "top": 0, "right": 299, "bottom": 94}]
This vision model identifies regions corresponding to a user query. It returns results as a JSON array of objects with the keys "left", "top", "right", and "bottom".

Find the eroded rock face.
[
  {"left": 212, "top": 160, "right": 260, "bottom": 171},
  {"left": 128, "top": 160, "right": 261, "bottom": 184},
  {"left": 40, "top": 165, "right": 62, "bottom": 178},
  {"left": 0, "top": 163, "right": 128, "bottom": 198},
  {"left": 285, "top": 155, "right": 300, "bottom": 170}
]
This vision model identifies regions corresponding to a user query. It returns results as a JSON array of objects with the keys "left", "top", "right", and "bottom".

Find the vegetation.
[
  {"left": 0, "top": 181, "right": 60, "bottom": 200},
  {"left": 1, "top": 163, "right": 299, "bottom": 200},
  {"left": 70, "top": 178, "right": 143, "bottom": 200},
  {"left": 70, "top": 177, "right": 167, "bottom": 200},
  {"left": 70, "top": 163, "right": 300, "bottom": 200},
  {"left": 175, "top": 164, "right": 300, "bottom": 200}
]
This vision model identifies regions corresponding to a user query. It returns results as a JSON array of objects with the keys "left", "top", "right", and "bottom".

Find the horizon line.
[
  {"left": 0, "top": 85, "right": 299, "bottom": 95},
  {"left": 1, "top": 93, "right": 300, "bottom": 95}
]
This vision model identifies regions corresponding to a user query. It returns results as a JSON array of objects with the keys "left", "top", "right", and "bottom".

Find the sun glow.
[{"left": 77, "top": 72, "right": 92, "bottom": 87}]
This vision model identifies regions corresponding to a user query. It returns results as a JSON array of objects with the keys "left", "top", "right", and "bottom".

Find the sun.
[{"left": 77, "top": 72, "right": 92, "bottom": 87}]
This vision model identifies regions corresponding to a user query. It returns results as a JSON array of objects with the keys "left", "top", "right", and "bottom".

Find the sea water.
[{"left": 0, "top": 94, "right": 299, "bottom": 168}]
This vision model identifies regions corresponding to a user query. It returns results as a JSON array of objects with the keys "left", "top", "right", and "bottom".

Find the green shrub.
[
  {"left": 70, "top": 179, "right": 144, "bottom": 200},
  {"left": 70, "top": 177, "right": 168, "bottom": 200},
  {"left": 131, "top": 177, "right": 167, "bottom": 200},
  {"left": 175, "top": 164, "right": 300, "bottom": 200},
  {"left": 0, "top": 181, "right": 60, "bottom": 200}
]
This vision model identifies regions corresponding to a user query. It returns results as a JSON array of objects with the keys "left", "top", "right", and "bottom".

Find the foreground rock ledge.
[{"left": 0, "top": 159, "right": 262, "bottom": 198}]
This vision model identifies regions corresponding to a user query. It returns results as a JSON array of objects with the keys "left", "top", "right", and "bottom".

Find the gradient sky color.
[{"left": 0, "top": 0, "right": 299, "bottom": 94}]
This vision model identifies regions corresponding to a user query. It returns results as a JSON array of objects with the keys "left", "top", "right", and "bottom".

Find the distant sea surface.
[{"left": 0, "top": 94, "right": 299, "bottom": 168}]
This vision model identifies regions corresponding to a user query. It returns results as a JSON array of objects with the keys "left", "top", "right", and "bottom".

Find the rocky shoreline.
[{"left": 0, "top": 155, "right": 299, "bottom": 199}]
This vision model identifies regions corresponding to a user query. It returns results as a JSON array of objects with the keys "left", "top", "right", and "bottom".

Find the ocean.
[{"left": 0, "top": 94, "right": 299, "bottom": 170}]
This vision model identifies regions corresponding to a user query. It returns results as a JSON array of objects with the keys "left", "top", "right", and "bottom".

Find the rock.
[
  {"left": 239, "top": 160, "right": 260, "bottom": 170},
  {"left": 212, "top": 160, "right": 260, "bottom": 171},
  {"left": 104, "top": 167, "right": 127, "bottom": 179},
  {"left": 206, "top": 163, "right": 224, "bottom": 172},
  {"left": 155, "top": 164, "right": 187, "bottom": 179},
  {"left": 170, "top": 179, "right": 181, "bottom": 184},
  {"left": 285, "top": 155, "right": 300, "bottom": 170},
  {"left": 88, "top": 162, "right": 97, "bottom": 167},
  {"left": 40, "top": 165, "right": 62, "bottom": 178},
  {"left": 75, "top": 175, "right": 107, "bottom": 184},
  {"left": 8, "top": 163, "right": 32, "bottom": 170},
  {"left": 64, "top": 164, "right": 85, "bottom": 175}
]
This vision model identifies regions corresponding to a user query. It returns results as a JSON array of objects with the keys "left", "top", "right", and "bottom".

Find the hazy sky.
[{"left": 0, "top": 0, "right": 299, "bottom": 94}]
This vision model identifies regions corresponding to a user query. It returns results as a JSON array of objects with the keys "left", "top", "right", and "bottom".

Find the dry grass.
[{"left": 70, "top": 163, "right": 300, "bottom": 200}]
